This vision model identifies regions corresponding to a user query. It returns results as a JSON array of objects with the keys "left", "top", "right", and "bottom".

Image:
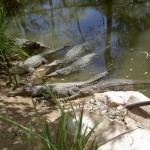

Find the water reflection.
[{"left": 6, "top": 0, "right": 150, "bottom": 96}]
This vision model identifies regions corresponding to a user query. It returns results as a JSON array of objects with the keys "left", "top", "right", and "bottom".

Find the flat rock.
[
  {"left": 94, "top": 91, "right": 150, "bottom": 107},
  {"left": 51, "top": 109, "right": 127, "bottom": 147},
  {"left": 98, "top": 128, "right": 150, "bottom": 150}
]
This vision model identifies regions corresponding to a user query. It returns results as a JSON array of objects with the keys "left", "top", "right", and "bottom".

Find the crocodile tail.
[
  {"left": 134, "top": 79, "right": 150, "bottom": 84},
  {"left": 110, "top": 79, "right": 150, "bottom": 85},
  {"left": 81, "top": 71, "right": 108, "bottom": 86},
  {"left": 84, "top": 71, "right": 109, "bottom": 85}
]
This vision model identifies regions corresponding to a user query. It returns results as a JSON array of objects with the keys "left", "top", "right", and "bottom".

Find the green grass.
[
  {"left": 0, "top": 86, "right": 98, "bottom": 150},
  {"left": 0, "top": 100, "right": 97, "bottom": 150},
  {"left": 0, "top": 7, "right": 27, "bottom": 84},
  {"left": 0, "top": 7, "right": 27, "bottom": 58}
]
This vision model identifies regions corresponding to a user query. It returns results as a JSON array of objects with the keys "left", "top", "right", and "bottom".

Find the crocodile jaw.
[
  {"left": 7, "top": 85, "right": 36, "bottom": 97},
  {"left": 46, "top": 72, "right": 58, "bottom": 77},
  {"left": 44, "top": 60, "right": 63, "bottom": 67},
  {"left": 7, "top": 89, "right": 26, "bottom": 97}
]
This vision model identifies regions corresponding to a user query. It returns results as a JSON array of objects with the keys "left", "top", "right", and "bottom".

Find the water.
[{"left": 6, "top": 0, "right": 150, "bottom": 96}]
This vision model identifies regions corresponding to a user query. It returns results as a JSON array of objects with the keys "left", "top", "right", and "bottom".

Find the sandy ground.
[
  {"left": 0, "top": 77, "right": 60, "bottom": 149},
  {"left": 1, "top": 75, "right": 150, "bottom": 149},
  {"left": 0, "top": 77, "right": 91, "bottom": 149}
]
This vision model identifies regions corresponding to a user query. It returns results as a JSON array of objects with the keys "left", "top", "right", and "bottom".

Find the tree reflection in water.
[{"left": 5, "top": 0, "right": 150, "bottom": 84}]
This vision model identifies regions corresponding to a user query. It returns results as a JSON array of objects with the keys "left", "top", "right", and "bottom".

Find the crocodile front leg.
[
  {"left": 27, "top": 67, "right": 35, "bottom": 73},
  {"left": 60, "top": 93, "right": 81, "bottom": 101},
  {"left": 58, "top": 87, "right": 80, "bottom": 101}
]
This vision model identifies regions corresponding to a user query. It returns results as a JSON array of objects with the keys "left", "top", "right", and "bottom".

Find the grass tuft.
[{"left": 0, "top": 92, "right": 97, "bottom": 150}]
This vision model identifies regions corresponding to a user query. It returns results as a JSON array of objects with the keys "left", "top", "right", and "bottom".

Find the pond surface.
[{"left": 7, "top": 0, "right": 150, "bottom": 96}]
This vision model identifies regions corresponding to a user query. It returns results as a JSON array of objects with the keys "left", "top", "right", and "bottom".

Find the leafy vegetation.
[
  {"left": 0, "top": 7, "right": 27, "bottom": 84},
  {"left": 0, "top": 92, "right": 97, "bottom": 150}
]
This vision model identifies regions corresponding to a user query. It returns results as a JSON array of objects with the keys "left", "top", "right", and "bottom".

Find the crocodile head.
[
  {"left": 12, "top": 62, "right": 28, "bottom": 75},
  {"left": 7, "top": 85, "right": 51, "bottom": 97},
  {"left": 23, "top": 85, "right": 46, "bottom": 97},
  {"left": 46, "top": 72, "right": 58, "bottom": 77},
  {"left": 44, "top": 60, "right": 63, "bottom": 67},
  {"left": 7, "top": 85, "right": 34, "bottom": 97}
]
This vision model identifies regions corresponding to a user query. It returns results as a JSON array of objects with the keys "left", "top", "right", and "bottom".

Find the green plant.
[
  {"left": 0, "top": 7, "right": 27, "bottom": 84},
  {"left": 0, "top": 91, "right": 97, "bottom": 150}
]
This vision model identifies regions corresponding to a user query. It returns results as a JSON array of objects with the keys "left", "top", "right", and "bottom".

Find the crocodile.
[
  {"left": 60, "top": 79, "right": 150, "bottom": 101},
  {"left": 46, "top": 53, "right": 96, "bottom": 77},
  {"left": 44, "top": 42, "right": 88, "bottom": 70},
  {"left": 12, "top": 46, "right": 69, "bottom": 75},
  {"left": 16, "top": 38, "right": 50, "bottom": 49},
  {"left": 7, "top": 71, "right": 109, "bottom": 97}
]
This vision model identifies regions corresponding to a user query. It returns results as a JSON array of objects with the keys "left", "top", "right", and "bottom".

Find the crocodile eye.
[
  {"left": 24, "top": 86, "right": 33, "bottom": 92},
  {"left": 56, "top": 60, "right": 61, "bottom": 63},
  {"left": 57, "top": 70, "right": 62, "bottom": 75}
]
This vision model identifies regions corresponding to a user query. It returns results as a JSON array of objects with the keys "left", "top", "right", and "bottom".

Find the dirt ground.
[
  {"left": 1, "top": 75, "right": 150, "bottom": 150},
  {"left": 0, "top": 77, "right": 93, "bottom": 150},
  {"left": 0, "top": 76, "right": 60, "bottom": 150}
]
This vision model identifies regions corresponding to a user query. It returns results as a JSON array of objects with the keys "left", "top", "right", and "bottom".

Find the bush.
[{"left": 0, "top": 7, "right": 27, "bottom": 84}]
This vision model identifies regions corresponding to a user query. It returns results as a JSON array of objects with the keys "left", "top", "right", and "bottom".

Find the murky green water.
[{"left": 6, "top": 0, "right": 150, "bottom": 96}]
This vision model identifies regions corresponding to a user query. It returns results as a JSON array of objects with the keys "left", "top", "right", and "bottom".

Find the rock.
[
  {"left": 94, "top": 91, "right": 150, "bottom": 107},
  {"left": 48, "top": 109, "right": 127, "bottom": 148},
  {"left": 65, "top": 109, "right": 126, "bottom": 146},
  {"left": 117, "top": 105, "right": 124, "bottom": 110},
  {"left": 127, "top": 105, "right": 150, "bottom": 130},
  {"left": 98, "top": 128, "right": 150, "bottom": 150}
]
